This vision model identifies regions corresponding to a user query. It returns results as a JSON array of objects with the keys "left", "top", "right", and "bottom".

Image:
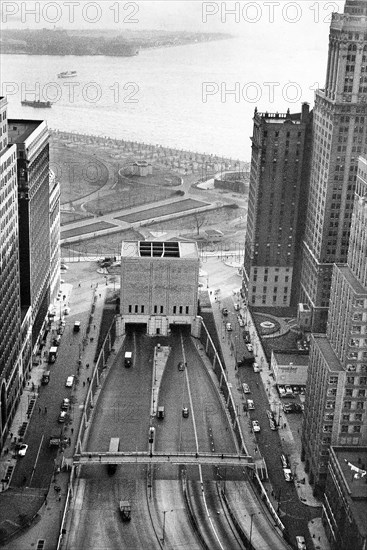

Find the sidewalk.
[{"left": 0, "top": 274, "right": 110, "bottom": 550}]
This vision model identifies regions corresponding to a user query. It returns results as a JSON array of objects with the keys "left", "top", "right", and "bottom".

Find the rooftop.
[
  {"left": 273, "top": 352, "right": 309, "bottom": 366},
  {"left": 335, "top": 265, "right": 367, "bottom": 296},
  {"left": 8, "top": 119, "right": 44, "bottom": 143},
  {"left": 312, "top": 334, "right": 343, "bottom": 372},
  {"left": 331, "top": 446, "right": 367, "bottom": 536},
  {"left": 121, "top": 241, "right": 198, "bottom": 260}
]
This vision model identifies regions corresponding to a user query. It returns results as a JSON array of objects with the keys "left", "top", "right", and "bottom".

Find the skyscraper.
[
  {"left": 302, "top": 155, "right": 367, "bottom": 495},
  {"left": 0, "top": 98, "right": 32, "bottom": 449},
  {"left": 300, "top": 0, "right": 367, "bottom": 332},
  {"left": 242, "top": 104, "right": 312, "bottom": 308},
  {"left": 8, "top": 119, "right": 51, "bottom": 349}
]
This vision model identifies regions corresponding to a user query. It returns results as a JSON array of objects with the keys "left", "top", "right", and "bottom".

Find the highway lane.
[{"left": 69, "top": 328, "right": 249, "bottom": 549}]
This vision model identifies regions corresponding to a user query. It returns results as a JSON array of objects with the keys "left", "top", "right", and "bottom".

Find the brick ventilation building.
[
  {"left": 120, "top": 241, "right": 201, "bottom": 336},
  {"left": 242, "top": 104, "right": 312, "bottom": 308},
  {"left": 300, "top": 0, "right": 367, "bottom": 332}
]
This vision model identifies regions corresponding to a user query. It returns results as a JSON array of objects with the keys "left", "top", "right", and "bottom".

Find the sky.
[{"left": 1, "top": 0, "right": 345, "bottom": 34}]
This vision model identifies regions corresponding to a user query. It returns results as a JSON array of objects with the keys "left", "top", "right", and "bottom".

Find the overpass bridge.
[{"left": 75, "top": 451, "right": 255, "bottom": 467}]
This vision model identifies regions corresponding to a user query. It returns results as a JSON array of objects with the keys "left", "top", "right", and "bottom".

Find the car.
[
  {"left": 178, "top": 362, "right": 185, "bottom": 371},
  {"left": 285, "top": 385, "right": 293, "bottom": 396},
  {"left": 238, "top": 318, "right": 245, "bottom": 327},
  {"left": 242, "top": 383, "right": 251, "bottom": 394},
  {"left": 234, "top": 303, "right": 240, "bottom": 311},
  {"left": 222, "top": 308, "right": 228, "bottom": 316},
  {"left": 64, "top": 307, "right": 70, "bottom": 315},
  {"left": 252, "top": 420, "right": 260, "bottom": 433},
  {"left": 18, "top": 444, "right": 28, "bottom": 457},
  {"left": 65, "top": 376, "right": 74, "bottom": 387},
  {"left": 278, "top": 386, "right": 286, "bottom": 397},
  {"left": 283, "top": 468, "right": 293, "bottom": 482},
  {"left": 253, "top": 362, "right": 260, "bottom": 372},
  {"left": 226, "top": 322, "right": 232, "bottom": 331},
  {"left": 282, "top": 403, "right": 294, "bottom": 414},
  {"left": 266, "top": 410, "right": 274, "bottom": 420},
  {"left": 296, "top": 535, "right": 307, "bottom": 550},
  {"left": 61, "top": 264, "right": 68, "bottom": 270},
  {"left": 58, "top": 411, "right": 67, "bottom": 423},
  {"left": 182, "top": 407, "right": 189, "bottom": 418},
  {"left": 280, "top": 454, "right": 290, "bottom": 469},
  {"left": 246, "top": 343, "right": 253, "bottom": 352},
  {"left": 247, "top": 399, "right": 255, "bottom": 410},
  {"left": 61, "top": 398, "right": 70, "bottom": 411}
]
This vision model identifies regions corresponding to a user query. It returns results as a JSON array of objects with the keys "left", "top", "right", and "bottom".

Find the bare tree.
[{"left": 193, "top": 212, "right": 206, "bottom": 236}]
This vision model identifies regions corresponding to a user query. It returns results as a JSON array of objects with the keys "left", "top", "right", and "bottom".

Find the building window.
[
  {"left": 344, "top": 401, "right": 351, "bottom": 409},
  {"left": 341, "top": 425, "right": 349, "bottom": 433},
  {"left": 173, "top": 306, "right": 177, "bottom": 314},
  {"left": 356, "top": 402, "right": 365, "bottom": 410},
  {"left": 135, "top": 305, "right": 138, "bottom": 313},
  {"left": 154, "top": 305, "right": 157, "bottom": 314},
  {"left": 128, "top": 305, "right": 132, "bottom": 313},
  {"left": 358, "top": 389, "right": 366, "bottom": 397},
  {"left": 185, "top": 306, "right": 189, "bottom": 314},
  {"left": 160, "top": 306, "right": 164, "bottom": 314},
  {"left": 353, "top": 425, "right": 361, "bottom": 433},
  {"left": 342, "top": 414, "right": 350, "bottom": 421},
  {"left": 179, "top": 306, "right": 183, "bottom": 314},
  {"left": 141, "top": 305, "right": 144, "bottom": 313}
]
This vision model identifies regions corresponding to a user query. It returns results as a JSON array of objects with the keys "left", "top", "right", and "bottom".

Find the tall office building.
[
  {"left": 8, "top": 119, "right": 51, "bottom": 349},
  {"left": 302, "top": 155, "right": 367, "bottom": 495},
  {"left": 242, "top": 104, "right": 312, "bottom": 308},
  {"left": 300, "top": 0, "right": 367, "bottom": 332},
  {"left": 0, "top": 98, "right": 32, "bottom": 449},
  {"left": 49, "top": 168, "right": 61, "bottom": 304}
]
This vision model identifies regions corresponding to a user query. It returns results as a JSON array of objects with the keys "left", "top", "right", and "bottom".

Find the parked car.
[
  {"left": 65, "top": 376, "right": 74, "bottom": 387},
  {"left": 247, "top": 399, "right": 255, "bottom": 410},
  {"left": 58, "top": 411, "right": 67, "bottom": 423},
  {"left": 285, "top": 385, "right": 294, "bottom": 397},
  {"left": 178, "top": 362, "right": 185, "bottom": 371},
  {"left": 246, "top": 343, "right": 253, "bottom": 352},
  {"left": 242, "top": 383, "right": 251, "bottom": 394},
  {"left": 296, "top": 535, "right": 307, "bottom": 550},
  {"left": 278, "top": 386, "right": 286, "bottom": 397},
  {"left": 182, "top": 407, "right": 189, "bottom": 418},
  {"left": 226, "top": 322, "right": 232, "bottom": 331},
  {"left": 61, "top": 398, "right": 70, "bottom": 411},
  {"left": 253, "top": 362, "right": 260, "bottom": 372},
  {"left": 60, "top": 264, "right": 68, "bottom": 270},
  {"left": 18, "top": 444, "right": 28, "bottom": 457},
  {"left": 222, "top": 308, "right": 228, "bottom": 316},
  {"left": 252, "top": 420, "right": 260, "bottom": 433},
  {"left": 280, "top": 454, "right": 290, "bottom": 469},
  {"left": 238, "top": 318, "right": 245, "bottom": 327},
  {"left": 234, "top": 303, "right": 240, "bottom": 311},
  {"left": 283, "top": 468, "right": 293, "bottom": 482}
]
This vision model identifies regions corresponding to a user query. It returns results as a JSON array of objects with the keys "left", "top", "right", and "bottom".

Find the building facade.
[
  {"left": 300, "top": 0, "right": 367, "bottom": 332},
  {"left": 302, "top": 155, "right": 367, "bottom": 495},
  {"left": 8, "top": 119, "right": 51, "bottom": 350},
  {"left": 0, "top": 98, "right": 32, "bottom": 450},
  {"left": 49, "top": 168, "right": 60, "bottom": 304},
  {"left": 242, "top": 104, "right": 312, "bottom": 308},
  {"left": 120, "top": 241, "right": 201, "bottom": 336}
]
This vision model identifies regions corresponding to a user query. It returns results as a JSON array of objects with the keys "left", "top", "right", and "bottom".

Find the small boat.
[
  {"left": 57, "top": 71, "right": 77, "bottom": 78},
  {"left": 21, "top": 99, "right": 52, "bottom": 108}
]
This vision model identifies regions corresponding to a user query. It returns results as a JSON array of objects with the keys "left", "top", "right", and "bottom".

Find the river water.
[{"left": 1, "top": 26, "right": 329, "bottom": 160}]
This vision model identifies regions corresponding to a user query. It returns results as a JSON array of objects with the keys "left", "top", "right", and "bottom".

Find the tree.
[{"left": 193, "top": 212, "right": 206, "bottom": 236}]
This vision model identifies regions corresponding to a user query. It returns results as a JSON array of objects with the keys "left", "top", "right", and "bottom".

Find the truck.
[
  {"left": 49, "top": 435, "right": 68, "bottom": 448},
  {"left": 124, "top": 351, "right": 132, "bottom": 367},
  {"left": 119, "top": 500, "right": 131, "bottom": 522},
  {"left": 48, "top": 347, "right": 58, "bottom": 363},
  {"left": 107, "top": 438, "right": 119, "bottom": 475}
]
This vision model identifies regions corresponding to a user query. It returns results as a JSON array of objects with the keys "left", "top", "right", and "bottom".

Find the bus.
[
  {"left": 107, "top": 438, "right": 119, "bottom": 475},
  {"left": 124, "top": 351, "right": 132, "bottom": 367}
]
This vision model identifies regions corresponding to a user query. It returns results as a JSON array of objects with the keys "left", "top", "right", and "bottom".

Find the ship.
[
  {"left": 57, "top": 71, "right": 77, "bottom": 78},
  {"left": 21, "top": 99, "right": 52, "bottom": 108}
]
